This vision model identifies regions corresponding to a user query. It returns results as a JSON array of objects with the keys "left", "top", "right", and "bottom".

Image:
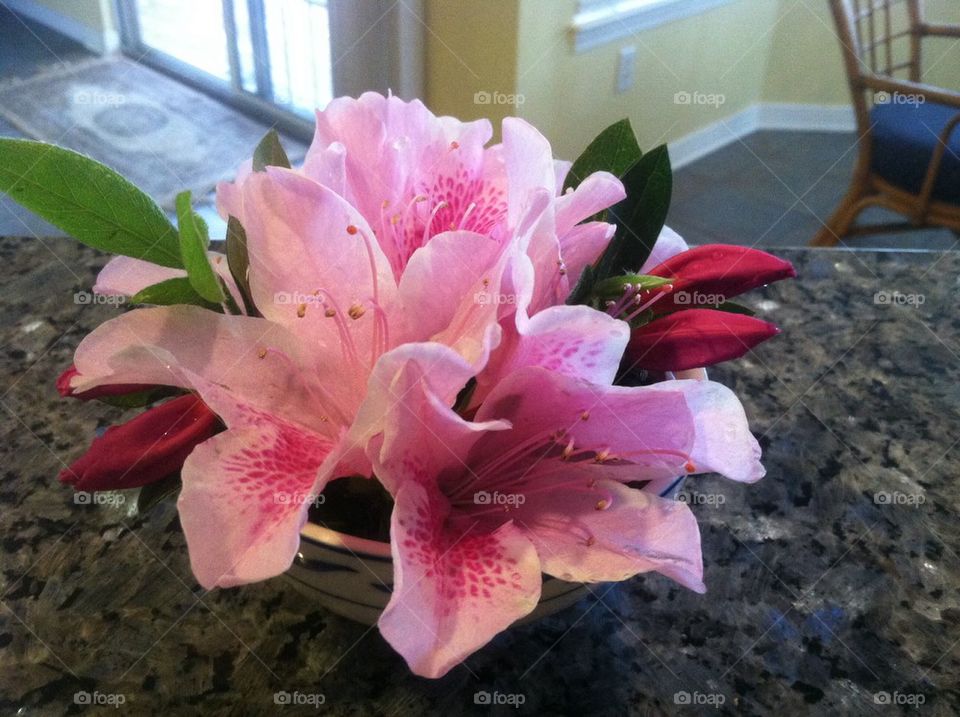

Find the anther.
[
  {"left": 346, "top": 224, "right": 359, "bottom": 235},
  {"left": 296, "top": 303, "right": 307, "bottom": 318},
  {"left": 348, "top": 303, "right": 366, "bottom": 320}
]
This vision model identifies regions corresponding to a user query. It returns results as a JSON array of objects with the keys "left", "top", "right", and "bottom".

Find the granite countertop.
[{"left": 1, "top": 238, "right": 958, "bottom": 716}]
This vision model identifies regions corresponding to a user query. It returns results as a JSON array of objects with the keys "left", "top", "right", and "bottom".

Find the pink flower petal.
[
  {"left": 344, "top": 342, "right": 508, "bottom": 489},
  {"left": 476, "top": 305, "right": 629, "bottom": 402},
  {"left": 379, "top": 480, "right": 541, "bottom": 678},
  {"left": 70, "top": 306, "right": 339, "bottom": 432},
  {"left": 514, "top": 478, "right": 705, "bottom": 591},
  {"left": 475, "top": 367, "right": 697, "bottom": 484},
  {"left": 93, "top": 256, "right": 183, "bottom": 297},
  {"left": 395, "top": 230, "right": 508, "bottom": 369},
  {"left": 639, "top": 225, "right": 688, "bottom": 273},
  {"left": 643, "top": 379, "right": 765, "bottom": 483},
  {"left": 554, "top": 171, "right": 625, "bottom": 236},
  {"left": 502, "top": 118, "right": 556, "bottom": 227},
  {"left": 93, "top": 253, "right": 245, "bottom": 311},
  {"left": 240, "top": 167, "right": 398, "bottom": 378},
  {"left": 557, "top": 221, "right": 616, "bottom": 289},
  {"left": 179, "top": 407, "right": 334, "bottom": 588}
]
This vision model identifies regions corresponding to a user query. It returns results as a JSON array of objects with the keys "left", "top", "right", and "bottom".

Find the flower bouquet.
[{"left": 0, "top": 94, "right": 794, "bottom": 678}]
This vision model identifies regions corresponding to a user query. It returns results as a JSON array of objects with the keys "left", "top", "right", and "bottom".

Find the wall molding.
[
  {"left": 669, "top": 102, "right": 856, "bottom": 169},
  {"left": 571, "top": 0, "right": 737, "bottom": 52},
  {"left": 4, "top": 0, "right": 119, "bottom": 54}
]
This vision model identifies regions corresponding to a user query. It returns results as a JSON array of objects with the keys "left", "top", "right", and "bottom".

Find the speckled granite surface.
[{"left": 1, "top": 238, "right": 958, "bottom": 716}]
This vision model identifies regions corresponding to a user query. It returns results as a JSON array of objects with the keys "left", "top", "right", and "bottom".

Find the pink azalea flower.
[
  {"left": 66, "top": 96, "right": 628, "bottom": 591},
  {"left": 66, "top": 169, "right": 524, "bottom": 588},
  {"left": 355, "top": 344, "right": 763, "bottom": 678},
  {"left": 218, "top": 92, "right": 625, "bottom": 301}
]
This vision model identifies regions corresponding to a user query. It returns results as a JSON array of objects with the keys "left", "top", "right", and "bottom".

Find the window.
[{"left": 571, "top": 0, "right": 736, "bottom": 52}]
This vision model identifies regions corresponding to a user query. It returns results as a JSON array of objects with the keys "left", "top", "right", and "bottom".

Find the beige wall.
[
  {"left": 515, "top": 0, "right": 779, "bottom": 159},
  {"left": 424, "top": 0, "right": 521, "bottom": 135}
]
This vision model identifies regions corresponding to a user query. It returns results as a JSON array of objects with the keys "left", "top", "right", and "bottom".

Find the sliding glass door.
[{"left": 116, "top": 0, "right": 422, "bottom": 138}]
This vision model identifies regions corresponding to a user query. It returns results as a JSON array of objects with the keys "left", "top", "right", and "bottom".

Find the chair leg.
[{"left": 810, "top": 185, "right": 867, "bottom": 247}]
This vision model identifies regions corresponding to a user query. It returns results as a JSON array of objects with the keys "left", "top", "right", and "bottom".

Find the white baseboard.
[
  {"left": 4, "top": 0, "right": 119, "bottom": 55},
  {"left": 670, "top": 102, "right": 856, "bottom": 169}
]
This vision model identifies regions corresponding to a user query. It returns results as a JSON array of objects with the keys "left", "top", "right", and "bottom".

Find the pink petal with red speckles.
[
  {"left": 475, "top": 304, "right": 629, "bottom": 403},
  {"left": 379, "top": 480, "right": 541, "bottom": 679},
  {"left": 178, "top": 409, "right": 334, "bottom": 589}
]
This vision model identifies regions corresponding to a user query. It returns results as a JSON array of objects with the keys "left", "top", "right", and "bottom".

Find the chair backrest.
[
  {"left": 830, "top": 0, "right": 923, "bottom": 80},
  {"left": 829, "top": 0, "right": 924, "bottom": 130}
]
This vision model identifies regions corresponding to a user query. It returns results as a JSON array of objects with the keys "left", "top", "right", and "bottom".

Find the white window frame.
[{"left": 571, "top": 0, "right": 737, "bottom": 53}]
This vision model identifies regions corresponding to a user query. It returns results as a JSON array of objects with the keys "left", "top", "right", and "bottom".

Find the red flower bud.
[
  {"left": 59, "top": 395, "right": 221, "bottom": 492},
  {"left": 647, "top": 245, "right": 796, "bottom": 312},
  {"left": 57, "top": 364, "right": 154, "bottom": 401},
  {"left": 626, "top": 308, "right": 780, "bottom": 372}
]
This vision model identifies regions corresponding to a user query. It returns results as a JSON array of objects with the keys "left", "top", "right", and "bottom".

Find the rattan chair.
[{"left": 811, "top": 0, "right": 960, "bottom": 246}]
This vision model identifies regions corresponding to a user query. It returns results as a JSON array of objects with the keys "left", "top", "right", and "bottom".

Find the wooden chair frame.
[{"left": 811, "top": 0, "right": 960, "bottom": 246}]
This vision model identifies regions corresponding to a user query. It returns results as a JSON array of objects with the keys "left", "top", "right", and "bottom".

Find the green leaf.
[
  {"left": 712, "top": 301, "right": 756, "bottom": 317},
  {"left": 593, "top": 273, "right": 674, "bottom": 299},
  {"left": 136, "top": 474, "right": 181, "bottom": 514},
  {"left": 0, "top": 139, "right": 181, "bottom": 267},
  {"left": 594, "top": 144, "right": 673, "bottom": 280},
  {"left": 130, "top": 276, "right": 220, "bottom": 310},
  {"left": 252, "top": 129, "right": 291, "bottom": 172},
  {"left": 563, "top": 119, "right": 642, "bottom": 192},
  {"left": 176, "top": 191, "right": 225, "bottom": 304},
  {"left": 225, "top": 215, "right": 258, "bottom": 315}
]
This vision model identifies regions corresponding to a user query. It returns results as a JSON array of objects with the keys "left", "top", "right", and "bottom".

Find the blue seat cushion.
[{"left": 870, "top": 99, "right": 960, "bottom": 205}]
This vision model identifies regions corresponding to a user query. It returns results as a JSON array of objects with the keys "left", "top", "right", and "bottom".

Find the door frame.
[{"left": 114, "top": 0, "right": 424, "bottom": 143}]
